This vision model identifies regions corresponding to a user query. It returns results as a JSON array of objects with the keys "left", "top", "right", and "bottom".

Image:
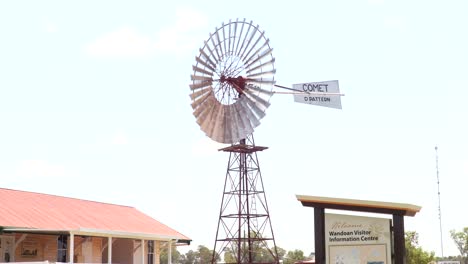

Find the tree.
[
  {"left": 405, "top": 231, "right": 435, "bottom": 264},
  {"left": 180, "top": 249, "right": 197, "bottom": 264},
  {"left": 180, "top": 245, "right": 220, "bottom": 264},
  {"left": 283, "top": 249, "right": 305, "bottom": 264},
  {"left": 450, "top": 227, "right": 468, "bottom": 264},
  {"left": 160, "top": 244, "right": 182, "bottom": 264},
  {"left": 274, "top": 246, "right": 287, "bottom": 262},
  {"left": 222, "top": 232, "right": 280, "bottom": 263},
  {"left": 198, "top": 245, "right": 219, "bottom": 263}
]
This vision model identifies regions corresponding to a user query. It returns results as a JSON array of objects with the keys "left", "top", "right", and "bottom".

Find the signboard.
[
  {"left": 293, "top": 80, "right": 342, "bottom": 109},
  {"left": 325, "top": 213, "right": 392, "bottom": 264}
]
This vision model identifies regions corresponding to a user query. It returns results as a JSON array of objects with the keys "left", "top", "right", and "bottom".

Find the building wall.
[
  {"left": 133, "top": 240, "right": 162, "bottom": 264},
  {"left": 11, "top": 234, "right": 58, "bottom": 262},
  {"left": 111, "top": 238, "right": 134, "bottom": 264},
  {"left": 155, "top": 241, "right": 161, "bottom": 264},
  {"left": 6, "top": 233, "right": 104, "bottom": 263},
  {"left": 73, "top": 236, "right": 103, "bottom": 263},
  {"left": 3, "top": 233, "right": 165, "bottom": 264}
]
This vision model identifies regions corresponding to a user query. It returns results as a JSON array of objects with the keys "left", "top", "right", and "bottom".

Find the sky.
[{"left": 1, "top": 0, "right": 467, "bottom": 259}]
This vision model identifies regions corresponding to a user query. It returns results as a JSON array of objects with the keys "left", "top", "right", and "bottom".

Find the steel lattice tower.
[{"left": 211, "top": 135, "right": 279, "bottom": 264}]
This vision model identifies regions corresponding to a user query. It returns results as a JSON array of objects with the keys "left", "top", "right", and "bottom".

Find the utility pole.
[{"left": 435, "top": 146, "right": 444, "bottom": 257}]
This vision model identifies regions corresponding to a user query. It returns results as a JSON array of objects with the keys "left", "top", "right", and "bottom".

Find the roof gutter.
[{"left": 2, "top": 227, "right": 191, "bottom": 244}]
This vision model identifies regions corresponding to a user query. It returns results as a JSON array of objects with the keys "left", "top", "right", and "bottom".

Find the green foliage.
[
  {"left": 450, "top": 227, "right": 468, "bottom": 264},
  {"left": 221, "top": 232, "right": 281, "bottom": 263},
  {"left": 223, "top": 244, "right": 280, "bottom": 263},
  {"left": 283, "top": 249, "right": 306, "bottom": 264},
  {"left": 179, "top": 245, "right": 219, "bottom": 264},
  {"left": 160, "top": 244, "right": 182, "bottom": 264},
  {"left": 405, "top": 231, "right": 435, "bottom": 264},
  {"left": 175, "top": 244, "right": 297, "bottom": 264},
  {"left": 275, "top": 246, "right": 287, "bottom": 261}
]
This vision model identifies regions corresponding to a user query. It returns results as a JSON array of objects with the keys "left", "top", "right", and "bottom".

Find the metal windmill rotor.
[{"left": 190, "top": 18, "right": 275, "bottom": 144}]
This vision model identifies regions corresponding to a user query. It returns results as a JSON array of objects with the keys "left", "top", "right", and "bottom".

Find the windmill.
[{"left": 189, "top": 18, "right": 343, "bottom": 264}]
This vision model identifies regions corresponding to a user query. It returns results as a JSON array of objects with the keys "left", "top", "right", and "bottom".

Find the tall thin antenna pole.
[{"left": 435, "top": 146, "right": 444, "bottom": 257}]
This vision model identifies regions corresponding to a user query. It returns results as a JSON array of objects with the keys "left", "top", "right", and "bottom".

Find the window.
[
  {"left": 57, "top": 235, "right": 67, "bottom": 262},
  {"left": 147, "top": 241, "right": 154, "bottom": 264}
]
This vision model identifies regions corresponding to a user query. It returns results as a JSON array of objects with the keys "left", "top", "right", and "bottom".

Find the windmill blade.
[
  {"left": 239, "top": 97, "right": 261, "bottom": 128},
  {"left": 200, "top": 100, "right": 218, "bottom": 136},
  {"left": 239, "top": 23, "right": 258, "bottom": 59},
  {"left": 234, "top": 18, "right": 246, "bottom": 56},
  {"left": 199, "top": 47, "right": 217, "bottom": 69},
  {"left": 192, "top": 65, "right": 214, "bottom": 76},
  {"left": 244, "top": 46, "right": 273, "bottom": 70},
  {"left": 232, "top": 104, "right": 247, "bottom": 143},
  {"left": 245, "top": 84, "right": 274, "bottom": 96},
  {"left": 241, "top": 30, "right": 265, "bottom": 63},
  {"left": 222, "top": 22, "right": 228, "bottom": 59},
  {"left": 196, "top": 106, "right": 211, "bottom": 126},
  {"left": 215, "top": 27, "right": 224, "bottom": 60},
  {"left": 234, "top": 102, "right": 254, "bottom": 136},
  {"left": 247, "top": 69, "right": 276, "bottom": 78},
  {"left": 191, "top": 75, "right": 213, "bottom": 82},
  {"left": 229, "top": 19, "right": 236, "bottom": 56},
  {"left": 229, "top": 106, "right": 243, "bottom": 143},
  {"left": 246, "top": 78, "right": 276, "bottom": 86},
  {"left": 246, "top": 58, "right": 275, "bottom": 75},
  {"left": 223, "top": 105, "right": 236, "bottom": 143},
  {"left": 193, "top": 94, "right": 214, "bottom": 119},
  {"left": 191, "top": 89, "right": 212, "bottom": 110},
  {"left": 195, "top": 56, "right": 216, "bottom": 72},
  {"left": 211, "top": 106, "right": 226, "bottom": 143},
  {"left": 228, "top": 20, "right": 232, "bottom": 56},
  {"left": 243, "top": 88, "right": 271, "bottom": 111},
  {"left": 202, "top": 102, "right": 220, "bottom": 139},
  {"left": 196, "top": 97, "right": 215, "bottom": 125},
  {"left": 190, "top": 80, "right": 212, "bottom": 90},
  {"left": 205, "top": 39, "right": 221, "bottom": 63},
  {"left": 236, "top": 20, "right": 253, "bottom": 57},
  {"left": 242, "top": 94, "right": 266, "bottom": 120},
  {"left": 190, "top": 87, "right": 212, "bottom": 101},
  {"left": 223, "top": 105, "right": 234, "bottom": 143}
]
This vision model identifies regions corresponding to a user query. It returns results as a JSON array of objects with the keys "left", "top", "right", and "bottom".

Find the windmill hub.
[{"left": 220, "top": 75, "right": 247, "bottom": 94}]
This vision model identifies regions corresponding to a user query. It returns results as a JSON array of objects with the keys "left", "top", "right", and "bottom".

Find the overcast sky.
[{"left": 1, "top": 0, "right": 467, "bottom": 258}]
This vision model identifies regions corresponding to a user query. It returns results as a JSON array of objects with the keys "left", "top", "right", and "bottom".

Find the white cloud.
[
  {"left": 191, "top": 137, "right": 226, "bottom": 157},
  {"left": 84, "top": 26, "right": 153, "bottom": 58},
  {"left": 83, "top": 7, "right": 208, "bottom": 59},
  {"left": 174, "top": 7, "right": 209, "bottom": 31},
  {"left": 15, "top": 159, "right": 72, "bottom": 178},
  {"left": 78, "top": 130, "right": 130, "bottom": 152},
  {"left": 111, "top": 131, "right": 129, "bottom": 145},
  {"left": 368, "top": 0, "right": 385, "bottom": 4},
  {"left": 46, "top": 22, "right": 58, "bottom": 33},
  {"left": 384, "top": 16, "right": 406, "bottom": 30},
  {"left": 41, "top": 17, "right": 58, "bottom": 33},
  {"left": 154, "top": 7, "right": 208, "bottom": 55}
]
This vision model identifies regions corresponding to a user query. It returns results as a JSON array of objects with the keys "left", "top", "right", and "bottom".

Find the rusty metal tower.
[{"left": 212, "top": 135, "right": 278, "bottom": 263}]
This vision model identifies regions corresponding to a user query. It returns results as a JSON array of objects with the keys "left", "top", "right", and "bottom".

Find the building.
[{"left": 0, "top": 188, "right": 190, "bottom": 263}]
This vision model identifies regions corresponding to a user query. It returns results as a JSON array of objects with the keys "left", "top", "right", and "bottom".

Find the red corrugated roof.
[{"left": 0, "top": 188, "right": 189, "bottom": 241}]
